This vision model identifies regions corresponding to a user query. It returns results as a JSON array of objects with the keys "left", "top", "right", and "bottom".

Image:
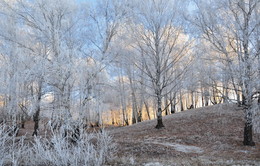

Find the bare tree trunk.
[
  {"left": 204, "top": 88, "right": 209, "bottom": 106},
  {"left": 222, "top": 79, "right": 229, "bottom": 103},
  {"left": 32, "top": 106, "right": 40, "bottom": 136},
  {"left": 211, "top": 84, "right": 218, "bottom": 105},
  {"left": 131, "top": 92, "right": 138, "bottom": 124},
  {"left": 170, "top": 101, "right": 175, "bottom": 113},
  {"left": 153, "top": 101, "right": 156, "bottom": 119},
  {"left": 128, "top": 69, "right": 138, "bottom": 124},
  {"left": 21, "top": 115, "right": 25, "bottom": 129},
  {"left": 137, "top": 103, "right": 144, "bottom": 123},
  {"left": 243, "top": 110, "right": 255, "bottom": 146},
  {"left": 201, "top": 87, "right": 204, "bottom": 107},
  {"left": 164, "top": 95, "right": 169, "bottom": 115},
  {"left": 194, "top": 92, "right": 199, "bottom": 108},
  {"left": 137, "top": 97, "right": 143, "bottom": 122},
  {"left": 131, "top": 106, "right": 136, "bottom": 124},
  {"left": 111, "top": 110, "right": 115, "bottom": 125},
  {"left": 237, "top": 93, "right": 241, "bottom": 106},
  {"left": 180, "top": 90, "right": 184, "bottom": 111},
  {"left": 170, "top": 92, "right": 177, "bottom": 114},
  {"left": 32, "top": 81, "right": 42, "bottom": 136},
  {"left": 155, "top": 95, "right": 164, "bottom": 129},
  {"left": 191, "top": 91, "right": 194, "bottom": 108},
  {"left": 144, "top": 101, "right": 151, "bottom": 120},
  {"left": 186, "top": 97, "right": 189, "bottom": 109},
  {"left": 122, "top": 107, "right": 129, "bottom": 126},
  {"left": 242, "top": 7, "right": 255, "bottom": 145},
  {"left": 258, "top": 49, "right": 260, "bottom": 104},
  {"left": 242, "top": 93, "right": 246, "bottom": 106},
  {"left": 137, "top": 107, "right": 142, "bottom": 122},
  {"left": 119, "top": 73, "right": 128, "bottom": 126}
]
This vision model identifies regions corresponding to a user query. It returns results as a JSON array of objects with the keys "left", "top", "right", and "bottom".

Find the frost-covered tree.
[
  {"left": 0, "top": 0, "right": 44, "bottom": 131},
  {"left": 78, "top": 0, "right": 128, "bottom": 126},
  {"left": 192, "top": 0, "right": 260, "bottom": 146},
  {"left": 0, "top": 0, "right": 82, "bottom": 134},
  {"left": 129, "top": 0, "right": 192, "bottom": 128}
]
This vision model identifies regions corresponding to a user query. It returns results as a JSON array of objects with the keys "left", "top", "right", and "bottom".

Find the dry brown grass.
[
  {"left": 107, "top": 104, "right": 260, "bottom": 166},
  {"left": 11, "top": 104, "right": 260, "bottom": 165}
]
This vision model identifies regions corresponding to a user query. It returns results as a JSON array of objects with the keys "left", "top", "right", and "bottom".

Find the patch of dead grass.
[{"left": 108, "top": 104, "right": 260, "bottom": 165}]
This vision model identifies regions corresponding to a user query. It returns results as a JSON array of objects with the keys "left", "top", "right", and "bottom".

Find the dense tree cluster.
[{"left": 0, "top": 0, "right": 259, "bottom": 146}]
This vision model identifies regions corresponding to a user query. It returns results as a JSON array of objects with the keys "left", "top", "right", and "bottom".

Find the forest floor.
[{"left": 107, "top": 104, "right": 260, "bottom": 166}]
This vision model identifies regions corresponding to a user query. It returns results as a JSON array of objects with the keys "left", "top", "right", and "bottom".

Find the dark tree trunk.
[
  {"left": 243, "top": 114, "right": 255, "bottom": 146},
  {"left": 223, "top": 85, "right": 229, "bottom": 103},
  {"left": 32, "top": 82, "right": 42, "bottom": 136},
  {"left": 32, "top": 107, "right": 40, "bottom": 136},
  {"left": 111, "top": 110, "right": 115, "bottom": 125},
  {"left": 243, "top": 123, "right": 255, "bottom": 146},
  {"left": 155, "top": 116, "right": 164, "bottom": 129},
  {"left": 180, "top": 91, "right": 184, "bottom": 111},
  {"left": 242, "top": 94, "right": 246, "bottom": 106},
  {"left": 137, "top": 116, "right": 142, "bottom": 122},
  {"left": 204, "top": 89, "right": 209, "bottom": 106},
  {"left": 131, "top": 113, "right": 136, "bottom": 124},
  {"left": 131, "top": 93, "right": 137, "bottom": 125},
  {"left": 170, "top": 92, "right": 176, "bottom": 114},
  {"left": 205, "top": 99, "right": 209, "bottom": 106},
  {"left": 21, "top": 122, "right": 25, "bottom": 129},
  {"left": 137, "top": 110, "right": 142, "bottom": 122},
  {"left": 211, "top": 86, "right": 218, "bottom": 105},
  {"left": 243, "top": 110, "right": 255, "bottom": 146},
  {"left": 125, "top": 118, "right": 129, "bottom": 126},
  {"left": 137, "top": 100, "right": 143, "bottom": 123},
  {"left": 191, "top": 91, "right": 194, "bottom": 108},
  {"left": 21, "top": 115, "right": 25, "bottom": 128},
  {"left": 170, "top": 101, "right": 175, "bottom": 114},
  {"left": 185, "top": 98, "right": 189, "bottom": 110},
  {"left": 112, "top": 118, "right": 114, "bottom": 125}
]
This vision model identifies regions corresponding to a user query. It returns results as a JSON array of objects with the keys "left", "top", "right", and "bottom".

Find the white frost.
[
  {"left": 148, "top": 141, "right": 204, "bottom": 153},
  {"left": 144, "top": 162, "right": 162, "bottom": 166}
]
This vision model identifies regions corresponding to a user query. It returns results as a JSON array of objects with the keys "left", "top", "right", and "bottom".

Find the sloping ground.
[{"left": 107, "top": 104, "right": 260, "bottom": 166}]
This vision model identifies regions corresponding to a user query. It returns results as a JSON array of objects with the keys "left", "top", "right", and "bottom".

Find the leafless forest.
[{"left": 0, "top": 0, "right": 259, "bottom": 165}]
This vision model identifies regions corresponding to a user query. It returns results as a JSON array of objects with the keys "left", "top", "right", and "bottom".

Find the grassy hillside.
[{"left": 108, "top": 104, "right": 260, "bottom": 166}]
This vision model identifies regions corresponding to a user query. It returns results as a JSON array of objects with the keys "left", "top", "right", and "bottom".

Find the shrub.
[{"left": 0, "top": 123, "right": 116, "bottom": 166}]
